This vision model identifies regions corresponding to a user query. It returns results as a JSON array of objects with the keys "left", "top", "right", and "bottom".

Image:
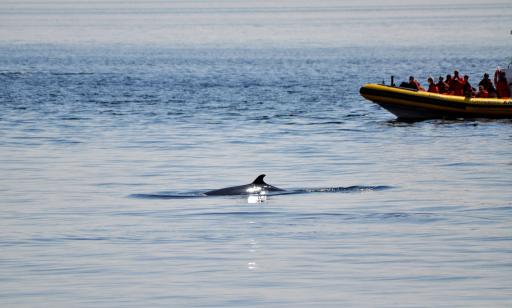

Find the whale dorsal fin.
[{"left": 252, "top": 174, "right": 267, "bottom": 185}]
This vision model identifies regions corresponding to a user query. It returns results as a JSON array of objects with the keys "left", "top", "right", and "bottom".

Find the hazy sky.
[{"left": 0, "top": 0, "right": 511, "bottom": 47}]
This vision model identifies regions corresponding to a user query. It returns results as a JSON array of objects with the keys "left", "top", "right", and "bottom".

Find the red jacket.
[
  {"left": 496, "top": 80, "right": 510, "bottom": 98},
  {"left": 476, "top": 90, "right": 489, "bottom": 98},
  {"left": 450, "top": 78, "right": 464, "bottom": 96},
  {"left": 427, "top": 83, "right": 439, "bottom": 93}
]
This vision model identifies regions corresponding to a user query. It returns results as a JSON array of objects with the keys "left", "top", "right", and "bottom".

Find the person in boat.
[
  {"left": 404, "top": 76, "right": 425, "bottom": 91},
  {"left": 453, "top": 70, "right": 462, "bottom": 81},
  {"left": 494, "top": 70, "right": 511, "bottom": 98},
  {"left": 476, "top": 85, "right": 489, "bottom": 98},
  {"left": 445, "top": 74, "right": 453, "bottom": 94},
  {"left": 487, "top": 84, "right": 498, "bottom": 98},
  {"left": 478, "top": 72, "right": 497, "bottom": 97},
  {"left": 427, "top": 77, "right": 438, "bottom": 93},
  {"left": 449, "top": 70, "right": 464, "bottom": 96},
  {"left": 436, "top": 76, "right": 448, "bottom": 94},
  {"left": 462, "top": 75, "right": 475, "bottom": 97},
  {"left": 478, "top": 73, "right": 493, "bottom": 90}
]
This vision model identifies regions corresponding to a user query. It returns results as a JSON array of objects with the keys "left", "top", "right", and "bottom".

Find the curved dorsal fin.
[{"left": 252, "top": 174, "right": 267, "bottom": 185}]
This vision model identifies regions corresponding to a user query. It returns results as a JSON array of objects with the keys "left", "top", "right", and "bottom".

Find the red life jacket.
[
  {"left": 476, "top": 90, "right": 488, "bottom": 98},
  {"left": 496, "top": 80, "right": 510, "bottom": 98},
  {"left": 450, "top": 78, "right": 464, "bottom": 96},
  {"left": 427, "top": 83, "right": 438, "bottom": 93}
]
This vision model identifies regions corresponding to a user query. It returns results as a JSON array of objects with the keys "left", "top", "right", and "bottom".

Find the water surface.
[{"left": 1, "top": 0, "right": 512, "bottom": 307}]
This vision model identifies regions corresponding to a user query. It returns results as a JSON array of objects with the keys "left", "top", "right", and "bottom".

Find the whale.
[
  {"left": 130, "top": 175, "right": 392, "bottom": 200},
  {"left": 204, "top": 174, "right": 285, "bottom": 196}
]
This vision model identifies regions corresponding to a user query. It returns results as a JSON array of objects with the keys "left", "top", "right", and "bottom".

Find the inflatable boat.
[{"left": 360, "top": 83, "right": 512, "bottom": 120}]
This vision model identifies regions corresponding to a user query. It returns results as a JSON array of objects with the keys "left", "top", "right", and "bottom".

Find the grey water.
[{"left": 1, "top": 0, "right": 512, "bottom": 307}]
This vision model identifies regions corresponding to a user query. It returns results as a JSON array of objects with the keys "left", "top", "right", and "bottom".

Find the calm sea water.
[{"left": 1, "top": 1, "right": 512, "bottom": 307}]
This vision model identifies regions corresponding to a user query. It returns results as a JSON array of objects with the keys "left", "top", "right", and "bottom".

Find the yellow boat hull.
[{"left": 360, "top": 83, "right": 512, "bottom": 120}]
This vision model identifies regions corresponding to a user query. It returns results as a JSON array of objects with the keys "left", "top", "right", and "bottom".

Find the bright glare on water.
[{"left": 1, "top": 0, "right": 512, "bottom": 307}]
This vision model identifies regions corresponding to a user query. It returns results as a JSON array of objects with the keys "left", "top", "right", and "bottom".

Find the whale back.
[{"left": 204, "top": 174, "right": 284, "bottom": 196}]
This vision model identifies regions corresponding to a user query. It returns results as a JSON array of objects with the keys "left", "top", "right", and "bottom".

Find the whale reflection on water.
[{"left": 130, "top": 174, "right": 391, "bottom": 202}]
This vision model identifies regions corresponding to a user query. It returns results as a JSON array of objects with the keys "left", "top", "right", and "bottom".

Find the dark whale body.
[{"left": 205, "top": 174, "right": 285, "bottom": 196}]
